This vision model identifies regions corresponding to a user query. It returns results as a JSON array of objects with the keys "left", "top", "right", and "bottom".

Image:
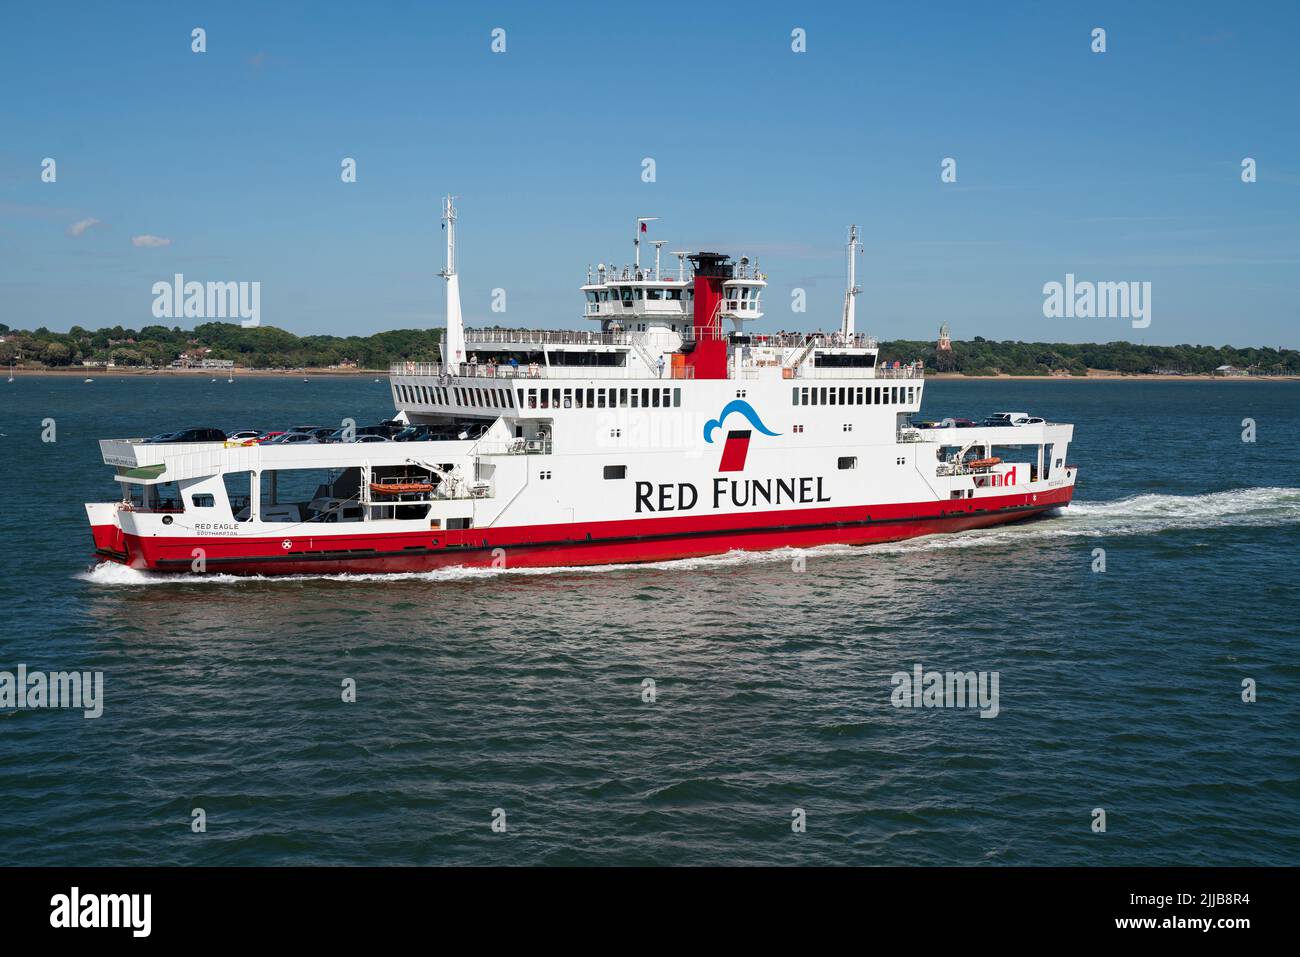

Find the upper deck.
[
  {"left": 581, "top": 255, "right": 767, "bottom": 329},
  {"left": 391, "top": 330, "right": 906, "bottom": 381}
]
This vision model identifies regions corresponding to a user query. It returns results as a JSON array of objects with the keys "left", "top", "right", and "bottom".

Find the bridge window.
[{"left": 223, "top": 471, "right": 255, "bottom": 521}]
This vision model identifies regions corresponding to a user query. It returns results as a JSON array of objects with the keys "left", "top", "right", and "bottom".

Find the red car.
[{"left": 255, "top": 432, "right": 286, "bottom": 444}]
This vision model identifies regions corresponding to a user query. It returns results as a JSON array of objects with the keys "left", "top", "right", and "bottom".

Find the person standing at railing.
[{"left": 657, "top": 355, "right": 665, "bottom": 378}]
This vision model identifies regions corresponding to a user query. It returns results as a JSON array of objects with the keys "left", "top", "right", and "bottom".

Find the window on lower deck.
[
  {"left": 603, "top": 465, "right": 627, "bottom": 480},
  {"left": 838, "top": 457, "right": 857, "bottom": 470},
  {"left": 191, "top": 493, "right": 215, "bottom": 508}
]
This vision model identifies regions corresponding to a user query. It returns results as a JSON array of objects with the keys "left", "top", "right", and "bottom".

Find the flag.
[{"left": 640, "top": 222, "right": 647, "bottom": 232}]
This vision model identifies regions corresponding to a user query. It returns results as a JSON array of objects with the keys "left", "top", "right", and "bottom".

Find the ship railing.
[
  {"left": 874, "top": 364, "right": 926, "bottom": 379},
  {"left": 720, "top": 332, "right": 879, "bottom": 350},
  {"left": 393, "top": 362, "right": 640, "bottom": 381},
  {"left": 474, "top": 438, "right": 553, "bottom": 456},
  {"left": 776, "top": 360, "right": 923, "bottom": 380},
  {"left": 789, "top": 366, "right": 872, "bottom": 379},
  {"left": 464, "top": 329, "right": 634, "bottom": 346}
]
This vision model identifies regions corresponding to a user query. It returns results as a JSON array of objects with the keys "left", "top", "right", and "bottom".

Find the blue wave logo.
[{"left": 703, "top": 399, "right": 782, "bottom": 444}]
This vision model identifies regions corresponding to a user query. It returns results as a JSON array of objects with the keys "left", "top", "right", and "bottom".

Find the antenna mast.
[
  {"left": 841, "top": 224, "right": 861, "bottom": 339},
  {"left": 634, "top": 217, "right": 658, "bottom": 273},
  {"left": 439, "top": 195, "right": 465, "bottom": 374}
]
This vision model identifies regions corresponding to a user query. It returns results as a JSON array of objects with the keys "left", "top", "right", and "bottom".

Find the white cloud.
[
  {"left": 67, "top": 218, "right": 102, "bottom": 237},
  {"left": 131, "top": 234, "right": 171, "bottom": 248}
]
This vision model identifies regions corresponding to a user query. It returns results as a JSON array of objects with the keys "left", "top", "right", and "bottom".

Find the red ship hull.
[{"left": 90, "top": 485, "right": 1074, "bottom": 576}]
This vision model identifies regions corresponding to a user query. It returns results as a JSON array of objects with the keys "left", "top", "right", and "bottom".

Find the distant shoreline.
[
  {"left": 926, "top": 371, "right": 1300, "bottom": 382},
  {"left": 6, "top": 368, "right": 387, "bottom": 378},
  {"left": 8, "top": 368, "right": 1297, "bottom": 382}
]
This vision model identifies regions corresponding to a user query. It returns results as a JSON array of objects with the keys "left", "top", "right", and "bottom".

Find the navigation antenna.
[
  {"left": 634, "top": 217, "right": 658, "bottom": 274},
  {"left": 672, "top": 251, "right": 690, "bottom": 282}
]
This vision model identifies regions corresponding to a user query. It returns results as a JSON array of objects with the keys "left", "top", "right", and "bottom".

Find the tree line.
[{"left": 0, "top": 322, "right": 1295, "bottom": 375}]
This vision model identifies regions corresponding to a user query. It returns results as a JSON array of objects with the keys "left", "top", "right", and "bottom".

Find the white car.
[{"left": 985, "top": 412, "right": 1044, "bottom": 427}]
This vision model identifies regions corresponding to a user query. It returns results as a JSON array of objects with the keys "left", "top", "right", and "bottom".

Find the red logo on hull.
[{"left": 717, "top": 429, "right": 751, "bottom": 472}]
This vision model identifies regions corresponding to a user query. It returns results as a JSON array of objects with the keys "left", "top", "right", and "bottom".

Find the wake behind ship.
[{"left": 86, "top": 201, "right": 1077, "bottom": 575}]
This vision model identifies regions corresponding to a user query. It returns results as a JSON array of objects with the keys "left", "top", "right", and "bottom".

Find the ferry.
[{"left": 85, "top": 199, "right": 1077, "bottom": 575}]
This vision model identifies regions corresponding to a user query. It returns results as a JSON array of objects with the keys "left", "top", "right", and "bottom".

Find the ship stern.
[{"left": 85, "top": 502, "right": 129, "bottom": 564}]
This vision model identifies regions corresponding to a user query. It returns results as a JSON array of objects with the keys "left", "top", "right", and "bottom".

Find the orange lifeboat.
[
  {"left": 968, "top": 457, "right": 1002, "bottom": 469},
  {"left": 369, "top": 482, "right": 433, "bottom": 495}
]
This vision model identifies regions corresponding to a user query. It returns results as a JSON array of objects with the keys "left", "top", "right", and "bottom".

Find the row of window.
[
  {"left": 396, "top": 382, "right": 685, "bottom": 412},
  {"left": 522, "top": 386, "right": 681, "bottom": 410},
  {"left": 396, "top": 383, "right": 517, "bottom": 410},
  {"left": 792, "top": 385, "right": 919, "bottom": 406},
  {"left": 586, "top": 287, "right": 687, "bottom": 304},
  {"left": 400, "top": 382, "right": 916, "bottom": 413}
]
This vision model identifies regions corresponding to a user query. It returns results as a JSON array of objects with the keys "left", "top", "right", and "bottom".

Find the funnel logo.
[{"left": 703, "top": 400, "right": 781, "bottom": 472}]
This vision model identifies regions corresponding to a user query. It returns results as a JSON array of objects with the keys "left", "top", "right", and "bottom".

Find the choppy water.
[{"left": 1, "top": 376, "right": 1297, "bottom": 865}]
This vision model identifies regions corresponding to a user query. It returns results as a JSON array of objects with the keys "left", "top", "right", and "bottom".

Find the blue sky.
[{"left": 2, "top": 1, "right": 1297, "bottom": 346}]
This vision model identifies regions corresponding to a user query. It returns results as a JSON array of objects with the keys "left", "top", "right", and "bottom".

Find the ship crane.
[{"left": 403, "top": 459, "right": 470, "bottom": 498}]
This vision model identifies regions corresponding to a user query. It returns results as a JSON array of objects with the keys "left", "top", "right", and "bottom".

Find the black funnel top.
[{"left": 688, "top": 252, "right": 733, "bottom": 279}]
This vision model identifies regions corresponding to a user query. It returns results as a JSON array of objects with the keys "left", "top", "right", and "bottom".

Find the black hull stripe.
[{"left": 149, "top": 502, "right": 1060, "bottom": 568}]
